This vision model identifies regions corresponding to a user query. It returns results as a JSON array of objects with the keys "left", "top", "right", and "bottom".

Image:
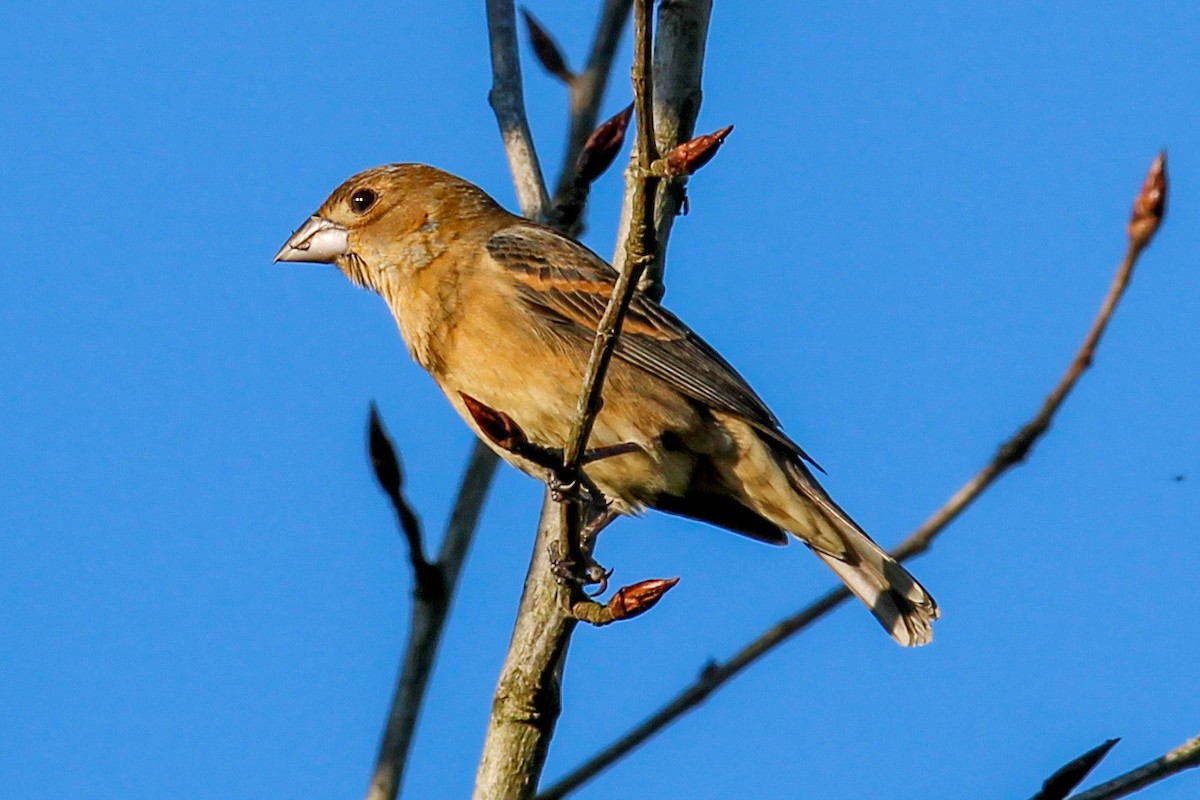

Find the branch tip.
[
  {"left": 607, "top": 577, "right": 680, "bottom": 621},
  {"left": 1128, "top": 150, "right": 1168, "bottom": 249},
  {"left": 577, "top": 103, "right": 635, "bottom": 183},
  {"left": 661, "top": 124, "right": 733, "bottom": 176},
  {"left": 521, "top": 8, "right": 574, "bottom": 84},
  {"left": 1032, "top": 738, "right": 1121, "bottom": 800},
  {"left": 368, "top": 402, "right": 403, "bottom": 499}
]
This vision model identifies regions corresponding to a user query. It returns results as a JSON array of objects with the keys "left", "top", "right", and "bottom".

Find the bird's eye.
[{"left": 350, "top": 188, "right": 377, "bottom": 214}]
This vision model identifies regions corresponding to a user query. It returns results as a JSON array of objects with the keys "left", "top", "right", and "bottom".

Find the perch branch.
[
  {"left": 560, "top": 0, "right": 659, "bottom": 474},
  {"left": 612, "top": 0, "right": 713, "bottom": 299},
  {"left": 473, "top": 2, "right": 660, "bottom": 797}
]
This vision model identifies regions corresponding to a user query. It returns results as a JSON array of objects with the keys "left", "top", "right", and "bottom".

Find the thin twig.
[
  {"left": 368, "top": 405, "right": 440, "bottom": 599},
  {"left": 561, "top": 0, "right": 659, "bottom": 473},
  {"left": 486, "top": 0, "right": 551, "bottom": 220},
  {"left": 555, "top": 0, "right": 632, "bottom": 192},
  {"left": 1072, "top": 733, "right": 1200, "bottom": 800},
  {"left": 366, "top": 442, "right": 499, "bottom": 800},
  {"left": 538, "top": 154, "right": 1169, "bottom": 800},
  {"left": 612, "top": 0, "right": 713, "bottom": 298}
]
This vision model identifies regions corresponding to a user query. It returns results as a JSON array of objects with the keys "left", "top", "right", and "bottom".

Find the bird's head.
[{"left": 274, "top": 163, "right": 504, "bottom": 292}]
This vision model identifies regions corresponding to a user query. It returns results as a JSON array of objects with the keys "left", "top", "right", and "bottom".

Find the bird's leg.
[
  {"left": 548, "top": 441, "right": 638, "bottom": 594},
  {"left": 579, "top": 506, "right": 617, "bottom": 556},
  {"left": 550, "top": 499, "right": 617, "bottom": 596}
]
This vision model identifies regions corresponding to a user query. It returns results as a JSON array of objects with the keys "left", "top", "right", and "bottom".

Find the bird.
[{"left": 275, "top": 163, "right": 939, "bottom": 646}]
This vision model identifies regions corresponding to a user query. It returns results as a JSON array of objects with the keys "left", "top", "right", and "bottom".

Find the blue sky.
[{"left": 2, "top": 2, "right": 1197, "bottom": 798}]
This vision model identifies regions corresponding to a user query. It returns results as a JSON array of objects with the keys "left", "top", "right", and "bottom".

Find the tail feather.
[
  {"left": 710, "top": 412, "right": 939, "bottom": 645},
  {"left": 809, "top": 533, "right": 938, "bottom": 647},
  {"left": 786, "top": 462, "right": 939, "bottom": 647}
]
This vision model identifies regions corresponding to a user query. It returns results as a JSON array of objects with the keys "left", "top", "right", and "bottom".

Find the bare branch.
[
  {"left": 368, "top": 405, "right": 440, "bottom": 599},
  {"left": 473, "top": 3, "right": 659, "bottom": 796},
  {"left": 366, "top": 441, "right": 499, "bottom": 800},
  {"left": 473, "top": 494, "right": 577, "bottom": 799},
  {"left": 538, "top": 152, "right": 1170, "bottom": 799},
  {"left": 486, "top": 0, "right": 552, "bottom": 219},
  {"left": 1072, "top": 733, "right": 1200, "bottom": 800},
  {"left": 561, "top": 0, "right": 659, "bottom": 474},
  {"left": 612, "top": 0, "right": 713, "bottom": 298}
]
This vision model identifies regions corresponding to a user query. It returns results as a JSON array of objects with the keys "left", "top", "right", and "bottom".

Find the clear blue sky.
[{"left": 2, "top": 2, "right": 1197, "bottom": 798}]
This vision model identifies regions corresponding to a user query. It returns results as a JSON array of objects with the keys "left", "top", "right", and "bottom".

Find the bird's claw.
[
  {"left": 549, "top": 542, "right": 613, "bottom": 594},
  {"left": 548, "top": 472, "right": 583, "bottom": 504}
]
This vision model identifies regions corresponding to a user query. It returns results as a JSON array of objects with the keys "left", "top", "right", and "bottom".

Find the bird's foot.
[
  {"left": 549, "top": 542, "right": 614, "bottom": 596},
  {"left": 548, "top": 471, "right": 584, "bottom": 504}
]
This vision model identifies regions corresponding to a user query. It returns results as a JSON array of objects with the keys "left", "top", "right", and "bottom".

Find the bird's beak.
[{"left": 274, "top": 216, "right": 350, "bottom": 263}]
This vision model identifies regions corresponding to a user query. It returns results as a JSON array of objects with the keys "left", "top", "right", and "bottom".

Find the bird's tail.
[
  {"left": 807, "top": 524, "right": 938, "bottom": 647},
  {"left": 784, "top": 463, "right": 939, "bottom": 647},
  {"left": 711, "top": 412, "right": 939, "bottom": 645}
]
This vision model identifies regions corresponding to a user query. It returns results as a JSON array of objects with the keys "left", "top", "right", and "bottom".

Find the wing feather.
[{"left": 487, "top": 224, "right": 820, "bottom": 468}]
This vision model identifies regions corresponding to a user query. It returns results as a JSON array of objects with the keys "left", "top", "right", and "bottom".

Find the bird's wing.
[{"left": 486, "top": 223, "right": 820, "bottom": 468}]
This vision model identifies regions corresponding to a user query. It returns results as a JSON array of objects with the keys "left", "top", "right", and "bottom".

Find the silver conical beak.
[{"left": 274, "top": 216, "right": 350, "bottom": 263}]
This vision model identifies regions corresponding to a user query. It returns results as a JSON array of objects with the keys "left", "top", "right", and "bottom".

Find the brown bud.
[
  {"left": 576, "top": 104, "right": 634, "bottom": 184},
  {"left": 459, "top": 393, "right": 528, "bottom": 453},
  {"left": 367, "top": 403, "right": 403, "bottom": 498},
  {"left": 1033, "top": 738, "right": 1120, "bottom": 800},
  {"left": 663, "top": 125, "right": 734, "bottom": 177},
  {"left": 521, "top": 9, "right": 573, "bottom": 84},
  {"left": 1128, "top": 150, "right": 1168, "bottom": 249},
  {"left": 607, "top": 577, "right": 680, "bottom": 621}
]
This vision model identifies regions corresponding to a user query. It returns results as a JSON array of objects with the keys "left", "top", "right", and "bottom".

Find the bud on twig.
[
  {"left": 607, "top": 577, "right": 680, "bottom": 621},
  {"left": 460, "top": 393, "right": 530, "bottom": 454},
  {"left": 521, "top": 9, "right": 574, "bottom": 85},
  {"left": 1031, "top": 738, "right": 1120, "bottom": 800},
  {"left": 368, "top": 402, "right": 403, "bottom": 499},
  {"left": 576, "top": 104, "right": 634, "bottom": 184},
  {"left": 661, "top": 125, "right": 734, "bottom": 177},
  {"left": 1128, "top": 150, "right": 1168, "bottom": 249}
]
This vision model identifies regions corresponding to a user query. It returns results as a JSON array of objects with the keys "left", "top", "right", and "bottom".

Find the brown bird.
[{"left": 275, "top": 164, "right": 938, "bottom": 646}]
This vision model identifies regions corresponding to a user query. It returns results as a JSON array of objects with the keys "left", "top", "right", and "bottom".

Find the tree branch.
[
  {"left": 561, "top": 0, "right": 659, "bottom": 474},
  {"left": 538, "top": 152, "right": 1169, "bottom": 799},
  {"left": 486, "top": 0, "right": 551, "bottom": 220},
  {"left": 1072, "top": 733, "right": 1200, "bottom": 800},
  {"left": 473, "top": 2, "right": 660, "bottom": 796},
  {"left": 473, "top": 493, "right": 577, "bottom": 800},
  {"left": 366, "top": 441, "right": 499, "bottom": 800},
  {"left": 612, "top": 0, "right": 712, "bottom": 298}
]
